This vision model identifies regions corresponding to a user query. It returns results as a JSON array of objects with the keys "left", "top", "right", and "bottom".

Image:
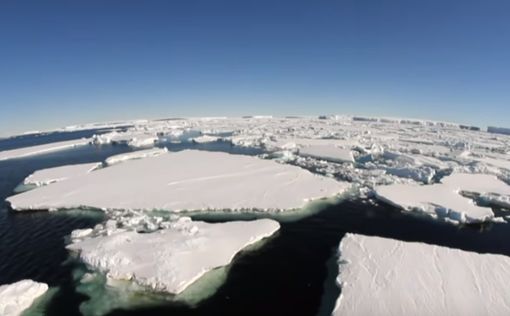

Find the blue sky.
[{"left": 1, "top": 0, "right": 509, "bottom": 135}]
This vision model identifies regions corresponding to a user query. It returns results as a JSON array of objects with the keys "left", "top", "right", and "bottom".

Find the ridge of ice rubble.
[
  {"left": 67, "top": 218, "right": 280, "bottom": 294},
  {"left": 334, "top": 234, "right": 510, "bottom": 316},
  {"left": 375, "top": 173, "right": 510, "bottom": 223},
  {"left": 0, "top": 138, "right": 90, "bottom": 161},
  {"left": 0, "top": 280, "right": 48, "bottom": 316},
  {"left": 24, "top": 162, "right": 101, "bottom": 186},
  {"left": 7, "top": 150, "right": 348, "bottom": 212}
]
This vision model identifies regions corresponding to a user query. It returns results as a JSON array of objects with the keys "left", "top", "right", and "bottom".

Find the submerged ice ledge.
[
  {"left": 334, "top": 234, "right": 510, "bottom": 316},
  {"left": 0, "top": 280, "right": 48, "bottom": 316},
  {"left": 7, "top": 150, "right": 349, "bottom": 212},
  {"left": 68, "top": 218, "right": 280, "bottom": 295}
]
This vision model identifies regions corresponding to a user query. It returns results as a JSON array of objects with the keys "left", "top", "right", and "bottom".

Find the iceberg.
[
  {"left": 67, "top": 218, "right": 279, "bottom": 294},
  {"left": 334, "top": 234, "right": 510, "bottom": 316},
  {"left": 0, "top": 280, "right": 48, "bottom": 316},
  {"left": 7, "top": 150, "right": 348, "bottom": 212}
]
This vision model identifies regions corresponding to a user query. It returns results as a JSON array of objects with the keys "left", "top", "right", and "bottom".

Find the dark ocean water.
[{"left": 1, "top": 134, "right": 510, "bottom": 316}]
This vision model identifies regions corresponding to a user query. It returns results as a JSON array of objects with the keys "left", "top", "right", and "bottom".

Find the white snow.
[
  {"left": 298, "top": 145, "right": 354, "bottom": 163},
  {"left": 0, "top": 280, "right": 48, "bottom": 316},
  {"left": 375, "top": 173, "right": 510, "bottom": 222},
  {"left": 7, "top": 150, "right": 348, "bottom": 212},
  {"left": 0, "top": 138, "right": 90, "bottom": 161},
  {"left": 105, "top": 147, "right": 167, "bottom": 166},
  {"left": 67, "top": 218, "right": 279, "bottom": 294},
  {"left": 24, "top": 162, "right": 101, "bottom": 186},
  {"left": 334, "top": 234, "right": 510, "bottom": 316}
]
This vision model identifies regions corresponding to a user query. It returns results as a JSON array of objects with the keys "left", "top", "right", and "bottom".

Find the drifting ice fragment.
[
  {"left": 67, "top": 219, "right": 280, "bottom": 294},
  {"left": 0, "top": 280, "right": 48, "bottom": 316}
]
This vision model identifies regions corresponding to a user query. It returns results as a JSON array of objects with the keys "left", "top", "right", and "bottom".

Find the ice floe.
[
  {"left": 67, "top": 218, "right": 279, "bottom": 294},
  {"left": 0, "top": 280, "right": 48, "bottom": 316},
  {"left": 7, "top": 150, "right": 348, "bottom": 212},
  {"left": 334, "top": 234, "right": 510, "bottom": 316},
  {"left": 104, "top": 147, "right": 167, "bottom": 166},
  {"left": 375, "top": 173, "right": 510, "bottom": 223},
  {"left": 24, "top": 162, "right": 101, "bottom": 186},
  {"left": 0, "top": 138, "right": 90, "bottom": 161}
]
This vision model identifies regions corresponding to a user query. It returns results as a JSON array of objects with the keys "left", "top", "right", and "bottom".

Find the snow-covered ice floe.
[
  {"left": 0, "top": 280, "right": 48, "bottom": 316},
  {"left": 375, "top": 173, "right": 510, "bottom": 223},
  {"left": 7, "top": 150, "right": 348, "bottom": 212},
  {"left": 24, "top": 162, "right": 101, "bottom": 186},
  {"left": 104, "top": 147, "right": 167, "bottom": 166},
  {"left": 334, "top": 234, "right": 510, "bottom": 316},
  {"left": 0, "top": 138, "right": 90, "bottom": 161},
  {"left": 67, "top": 218, "right": 279, "bottom": 294}
]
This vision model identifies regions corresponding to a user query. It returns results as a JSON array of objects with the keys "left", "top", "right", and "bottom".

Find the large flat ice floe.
[
  {"left": 7, "top": 150, "right": 348, "bottom": 212},
  {"left": 0, "top": 138, "right": 90, "bottom": 161},
  {"left": 68, "top": 218, "right": 279, "bottom": 294},
  {"left": 334, "top": 234, "right": 510, "bottom": 316},
  {"left": 375, "top": 173, "right": 510, "bottom": 223},
  {"left": 0, "top": 280, "right": 48, "bottom": 316}
]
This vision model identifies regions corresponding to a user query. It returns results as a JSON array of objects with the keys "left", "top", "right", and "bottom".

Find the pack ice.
[
  {"left": 334, "top": 234, "right": 510, "bottom": 316},
  {"left": 24, "top": 162, "right": 101, "bottom": 186},
  {"left": 0, "top": 280, "right": 48, "bottom": 316},
  {"left": 68, "top": 218, "right": 279, "bottom": 294},
  {"left": 7, "top": 150, "right": 348, "bottom": 212}
]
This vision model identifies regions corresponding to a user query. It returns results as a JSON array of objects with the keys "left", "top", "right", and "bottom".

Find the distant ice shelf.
[
  {"left": 7, "top": 150, "right": 348, "bottom": 212},
  {"left": 0, "top": 280, "right": 48, "bottom": 316},
  {"left": 0, "top": 138, "right": 90, "bottom": 161},
  {"left": 68, "top": 218, "right": 279, "bottom": 294},
  {"left": 334, "top": 234, "right": 510, "bottom": 316}
]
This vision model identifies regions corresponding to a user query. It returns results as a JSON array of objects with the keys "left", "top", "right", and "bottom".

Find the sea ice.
[
  {"left": 375, "top": 173, "right": 510, "bottom": 223},
  {"left": 67, "top": 218, "right": 279, "bottom": 294},
  {"left": 334, "top": 234, "right": 510, "bottom": 316},
  {"left": 0, "top": 138, "right": 90, "bottom": 161},
  {"left": 24, "top": 162, "right": 101, "bottom": 186},
  {"left": 298, "top": 145, "right": 354, "bottom": 163},
  {"left": 7, "top": 150, "right": 348, "bottom": 212},
  {"left": 104, "top": 147, "right": 167, "bottom": 166},
  {"left": 0, "top": 280, "right": 48, "bottom": 316}
]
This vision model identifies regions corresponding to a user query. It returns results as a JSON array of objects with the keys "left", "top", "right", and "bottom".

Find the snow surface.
[
  {"left": 375, "top": 173, "right": 510, "bottom": 222},
  {"left": 334, "top": 234, "right": 510, "bottom": 316},
  {"left": 0, "top": 280, "right": 48, "bottom": 316},
  {"left": 0, "top": 138, "right": 90, "bottom": 161},
  {"left": 7, "top": 150, "right": 348, "bottom": 212},
  {"left": 67, "top": 218, "right": 279, "bottom": 294},
  {"left": 24, "top": 162, "right": 101, "bottom": 186},
  {"left": 105, "top": 147, "right": 167, "bottom": 166}
]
